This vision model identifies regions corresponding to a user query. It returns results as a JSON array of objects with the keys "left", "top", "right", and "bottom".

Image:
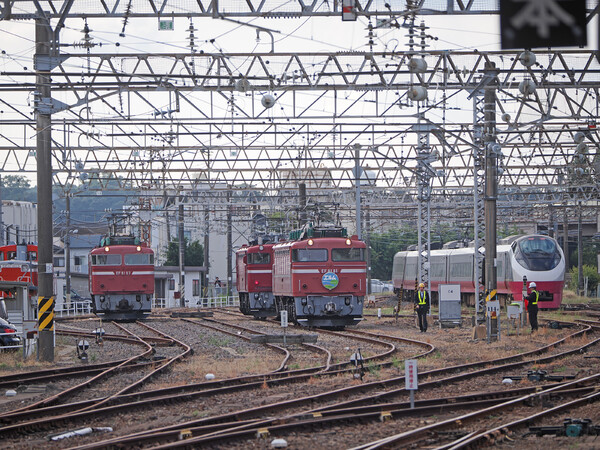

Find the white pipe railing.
[
  {"left": 54, "top": 301, "right": 93, "bottom": 317},
  {"left": 196, "top": 296, "right": 239, "bottom": 308},
  {"left": 152, "top": 296, "right": 240, "bottom": 309}
]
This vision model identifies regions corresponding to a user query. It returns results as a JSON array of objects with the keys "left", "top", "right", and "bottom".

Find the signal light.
[
  {"left": 255, "top": 280, "right": 259, "bottom": 285},
  {"left": 307, "top": 239, "right": 314, "bottom": 246},
  {"left": 345, "top": 239, "right": 351, "bottom": 245},
  {"left": 136, "top": 246, "right": 141, "bottom": 251},
  {"left": 104, "top": 247, "right": 110, "bottom": 252}
]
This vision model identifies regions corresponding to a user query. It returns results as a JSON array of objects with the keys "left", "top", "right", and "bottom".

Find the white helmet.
[{"left": 529, "top": 282, "right": 536, "bottom": 289}]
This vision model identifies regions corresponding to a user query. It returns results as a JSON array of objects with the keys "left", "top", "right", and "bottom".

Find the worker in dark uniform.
[
  {"left": 414, "top": 282, "right": 430, "bottom": 332},
  {"left": 525, "top": 281, "right": 539, "bottom": 332}
]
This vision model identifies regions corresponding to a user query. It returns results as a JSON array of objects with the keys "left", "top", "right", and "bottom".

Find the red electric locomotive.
[
  {"left": 272, "top": 225, "right": 366, "bottom": 328},
  {"left": 0, "top": 243, "right": 38, "bottom": 287},
  {"left": 0, "top": 243, "right": 38, "bottom": 308},
  {"left": 89, "top": 235, "right": 154, "bottom": 321},
  {"left": 236, "top": 242, "right": 276, "bottom": 319}
]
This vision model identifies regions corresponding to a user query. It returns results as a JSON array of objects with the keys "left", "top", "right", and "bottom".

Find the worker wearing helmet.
[
  {"left": 414, "top": 282, "right": 430, "bottom": 332},
  {"left": 525, "top": 282, "right": 539, "bottom": 332}
]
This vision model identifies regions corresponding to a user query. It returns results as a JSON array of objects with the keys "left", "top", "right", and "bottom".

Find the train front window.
[
  {"left": 125, "top": 253, "right": 154, "bottom": 265},
  {"left": 292, "top": 249, "right": 328, "bottom": 262},
  {"left": 515, "top": 237, "right": 561, "bottom": 271},
  {"left": 248, "top": 253, "right": 271, "bottom": 264},
  {"left": 331, "top": 248, "right": 364, "bottom": 262},
  {"left": 92, "top": 254, "right": 122, "bottom": 265}
]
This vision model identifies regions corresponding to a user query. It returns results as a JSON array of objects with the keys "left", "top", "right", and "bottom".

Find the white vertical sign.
[
  {"left": 405, "top": 359, "right": 418, "bottom": 390},
  {"left": 280, "top": 310, "right": 288, "bottom": 328}
]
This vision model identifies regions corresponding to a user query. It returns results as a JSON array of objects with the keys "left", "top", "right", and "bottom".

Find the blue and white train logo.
[{"left": 322, "top": 272, "right": 339, "bottom": 290}]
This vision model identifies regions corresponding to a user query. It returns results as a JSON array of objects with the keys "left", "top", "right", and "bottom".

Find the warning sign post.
[{"left": 405, "top": 359, "right": 418, "bottom": 409}]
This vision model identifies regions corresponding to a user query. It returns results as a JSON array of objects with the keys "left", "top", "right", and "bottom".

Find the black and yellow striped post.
[
  {"left": 38, "top": 296, "right": 55, "bottom": 361},
  {"left": 38, "top": 296, "right": 55, "bottom": 331}
]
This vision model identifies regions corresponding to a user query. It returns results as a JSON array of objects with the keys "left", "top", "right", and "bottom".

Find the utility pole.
[
  {"left": 483, "top": 61, "right": 498, "bottom": 306},
  {"left": 203, "top": 206, "right": 210, "bottom": 292},
  {"left": 178, "top": 201, "right": 185, "bottom": 307},
  {"left": 36, "top": 15, "right": 55, "bottom": 362},
  {"left": 65, "top": 194, "right": 71, "bottom": 307},
  {"left": 354, "top": 143, "right": 362, "bottom": 240},
  {"left": 226, "top": 189, "right": 232, "bottom": 298},
  {"left": 578, "top": 201, "right": 583, "bottom": 296},
  {"left": 366, "top": 206, "right": 371, "bottom": 294},
  {"left": 299, "top": 182, "right": 307, "bottom": 227}
]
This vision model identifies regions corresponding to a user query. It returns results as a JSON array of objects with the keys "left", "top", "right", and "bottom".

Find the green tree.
[
  {"left": 570, "top": 238, "right": 600, "bottom": 268},
  {"left": 164, "top": 238, "right": 204, "bottom": 266},
  {"left": 568, "top": 265, "right": 600, "bottom": 295},
  {"left": 369, "top": 226, "right": 418, "bottom": 281},
  {"left": 1, "top": 175, "right": 36, "bottom": 202}
]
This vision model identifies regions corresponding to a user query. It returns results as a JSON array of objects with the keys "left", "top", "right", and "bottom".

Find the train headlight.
[
  {"left": 302, "top": 284, "right": 307, "bottom": 289},
  {"left": 345, "top": 297, "right": 351, "bottom": 305},
  {"left": 301, "top": 298, "right": 307, "bottom": 306},
  {"left": 345, "top": 239, "right": 351, "bottom": 245},
  {"left": 254, "top": 293, "right": 259, "bottom": 300},
  {"left": 104, "top": 247, "right": 110, "bottom": 252},
  {"left": 307, "top": 239, "right": 314, "bottom": 246},
  {"left": 136, "top": 246, "right": 141, "bottom": 251},
  {"left": 136, "top": 295, "right": 141, "bottom": 303},
  {"left": 100, "top": 295, "right": 105, "bottom": 302}
]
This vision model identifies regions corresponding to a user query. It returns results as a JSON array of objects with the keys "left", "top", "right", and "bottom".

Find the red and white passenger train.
[
  {"left": 89, "top": 235, "right": 155, "bottom": 321},
  {"left": 237, "top": 226, "right": 367, "bottom": 328},
  {"left": 392, "top": 234, "right": 565, "bottom": 308}
]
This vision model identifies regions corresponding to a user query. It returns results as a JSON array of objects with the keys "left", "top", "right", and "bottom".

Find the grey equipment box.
[{"left": 439, "top": 284, "right": 462, "bottom": 328}]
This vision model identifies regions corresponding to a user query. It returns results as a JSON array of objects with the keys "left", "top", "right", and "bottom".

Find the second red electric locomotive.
[
  {"left": 272, "top": 225, "right": 366, "bottom": 328},
  {"left": 236, "top": 242, "right": 276, "bottom": 319}
]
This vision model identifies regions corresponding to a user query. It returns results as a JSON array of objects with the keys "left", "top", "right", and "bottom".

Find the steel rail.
[
  {"left": 353, "top": 371, "right": 600, "bottom": 450},
  {"left": 140, "top": 385, "right": 600, "bottom": 449},
  {"left": 182, "top": 317, "right": 291, "bottom": 372},
  {"left": 69, "top": 324, "right": 596, "bottom": 449},
  {"left": 0, "top": 327, "right": 154, "bottom": 417},
  {"left": 443, "top": 389, "right": 600, "bottom": 449},
  {"left": 70, "top": 321, "right": 193, "bottom": 414}
]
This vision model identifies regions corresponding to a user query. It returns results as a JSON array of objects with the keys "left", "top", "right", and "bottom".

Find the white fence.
[
  {"left": 152, "top": 296, "right": 239, "bottom": 309},
  {"left": 54, "top": 301, "right": 94, "bottom": 317}
]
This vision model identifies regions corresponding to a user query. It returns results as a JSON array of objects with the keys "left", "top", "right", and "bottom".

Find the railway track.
[{"left": 61, "top": 322, "right": 598, "bottom": 449}]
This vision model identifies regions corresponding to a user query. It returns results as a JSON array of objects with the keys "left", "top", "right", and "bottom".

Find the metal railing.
[
  {"left": 152, "top": 296, "right": 240, "bottom": 309},
  {"left": 196, "top": 296, "right": 239, "bottom": 308},
  {"left": 0, "top": 330, "right": 21, "bottom": 351},
  {"left": 54, "top": 301, "right": 93, "bottom": 317}
]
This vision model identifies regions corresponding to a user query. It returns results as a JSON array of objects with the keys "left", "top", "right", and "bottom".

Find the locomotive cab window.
[
  {"left": 515, "top": 236, "right": 561, "bottom": 271},
  {"left": 124, "top": 253, "right": 154, "bottom": 265},
  {"left": 248, "top": 253, "right": 271, "bottom": 264},
  {"left": 92, "top": 254, "right": 122, "bottom": 265},
  {"left": 292, "top": 248, "right": 328, "bottom": 262},
  {"left": 331, "top": 248, "right": 364, "bottom": 261}
]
